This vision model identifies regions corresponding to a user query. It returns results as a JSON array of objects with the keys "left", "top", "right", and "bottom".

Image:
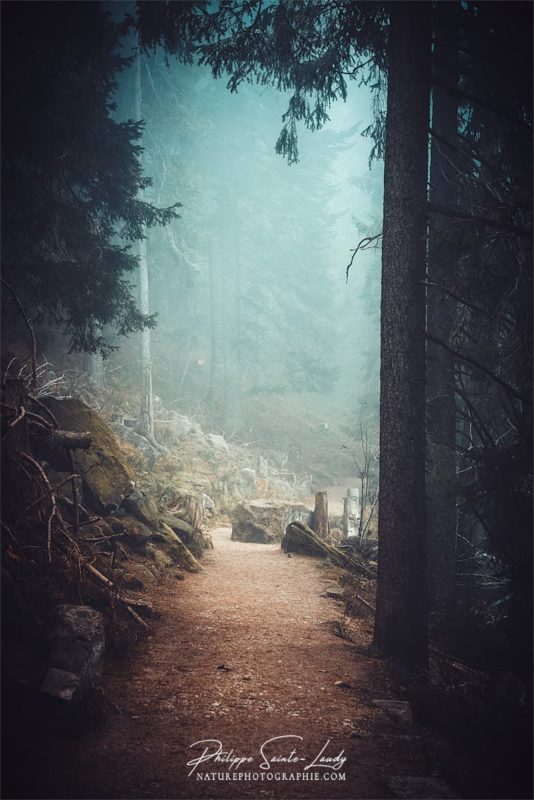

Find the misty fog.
[{"left": 103, "top": 44, "right": 383, "bottom": 486}]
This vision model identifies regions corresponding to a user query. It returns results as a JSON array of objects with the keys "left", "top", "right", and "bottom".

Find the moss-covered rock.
[
  {"left": 160, "top": 523, "right": 203, "bottom": 572},
  {"left": 42, "top": 397, "right": 135, "bottom": 515},
  {"left": 159, "top": 513, "right": 194, "bottom": 540},
  {"left": 107, "top": 515, "right": 153, "bottom": 548}
]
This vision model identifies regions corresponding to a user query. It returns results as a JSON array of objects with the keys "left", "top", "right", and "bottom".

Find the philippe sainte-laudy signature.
[{"left": 187, "top": 735, "right": 347, "bottom": 776}]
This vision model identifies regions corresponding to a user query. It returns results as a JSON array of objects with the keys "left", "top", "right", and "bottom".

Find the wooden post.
[{"left": 312, "top": 491, "right": 329, "bottom": 541}]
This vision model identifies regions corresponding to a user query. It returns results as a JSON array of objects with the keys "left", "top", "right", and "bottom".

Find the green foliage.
[
  {"left": 136, "top": 0, "right": 387, "bottom": 163},
  {"left": 1, "top": 2, "right": 180, "bottom": 355}
]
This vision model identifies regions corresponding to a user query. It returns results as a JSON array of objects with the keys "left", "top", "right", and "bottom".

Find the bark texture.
[
  {"left": 312, "top": 491, "right": 330, "bottom": 541},
  {"left": 426, "top": 10, "right": 459, "bottom": 620},
  {"left": 374, "top": 2, "right": 432, "bottom": 669}
]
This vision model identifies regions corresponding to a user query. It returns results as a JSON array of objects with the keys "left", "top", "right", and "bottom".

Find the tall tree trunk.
[
  {"left": 374, "top": 2, "right": 432, "bottom": 669},
  {"left": 426, "top": 9, "right": 460, "bottom": 623},
  {"left": 135, "top": 49, "right": 155, "bottom": 441},
  {"left": 224, "top": 205, "right": 242, "bottom": 430}
]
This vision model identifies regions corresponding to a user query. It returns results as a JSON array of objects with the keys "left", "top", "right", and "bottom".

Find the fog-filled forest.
[{"left": 1, "top": 2, "right": 532, "bottom": 800}]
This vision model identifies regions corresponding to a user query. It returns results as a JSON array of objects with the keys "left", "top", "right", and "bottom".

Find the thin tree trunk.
[
  {"left": 207, "top": 238, "right": 218, "bottom": 404},
  {"left": 224, "top": 206, "right": 242, "bottom": 430},
  {"left": 426, "top": 9, "right": 460, "bottom": 622},
  {"left": 135, "top": 49, "right": 155, "bottom": 441},
  {"left": 374, "top": 1, "right": 432, "bottom": 670}
]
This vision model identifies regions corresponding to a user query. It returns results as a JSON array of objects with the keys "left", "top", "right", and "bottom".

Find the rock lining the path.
[{"left": 231, "top": 500, "right": 312, "bottom": 543}]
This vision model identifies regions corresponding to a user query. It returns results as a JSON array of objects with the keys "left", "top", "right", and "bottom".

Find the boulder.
[
  {"left": 144, "top": 543, "right": 174, "bottom": 569},
  {"left": 159, "top": 513, "right": 194, "bottom": 541},
  {"left": 119, "top": 562, "right": 158, "bottom": 587},
  {"left": 48, "top": 605, "right": 105, "bottom": 688},
  {"left": 120, "top": 488, "right": 160, "bottom": 529},
  {"left": 107, "top": 515, "right": 153, "bottom": 548},
  {"left": 41, "top": 667, "right": 81, "bottom": 703},
  {"left": 42, "top": 397, "right": 135, "bottom": 515},
  {"left": 231, "top": 501, "right": 312, "bottom": 544},
  {"left": 119, "top": 572, "right": 145, "bottom": 591}
]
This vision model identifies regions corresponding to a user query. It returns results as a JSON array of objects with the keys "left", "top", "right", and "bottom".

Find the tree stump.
[{"left": 312, "top": 491, "right": 330, "bottom": 541}]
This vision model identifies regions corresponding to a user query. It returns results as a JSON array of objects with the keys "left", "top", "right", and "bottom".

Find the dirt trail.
[{"left": 24, "top": 528, "right": 441, "bottom": 800}]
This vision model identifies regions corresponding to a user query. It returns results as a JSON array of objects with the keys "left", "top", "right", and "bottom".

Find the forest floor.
[{"left": 10, "top": 528, "right": 465, "bottom": 800}]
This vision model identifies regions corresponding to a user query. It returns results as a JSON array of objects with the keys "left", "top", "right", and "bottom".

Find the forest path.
[{"left": 31, "top": 528, "right": 440, "bottom": 800}]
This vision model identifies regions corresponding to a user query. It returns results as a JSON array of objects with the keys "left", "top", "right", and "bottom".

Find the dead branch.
[
  {"left": 2, "top": 357, "right": 18, "bottom": 385},
  {"left": 8, "top": 405, "right": 26, "bottom": 429},
  {"left": 345, "top": 233, "right": 382, "bottom": 282},
  {"left": 1, "top": 280, "right": 37, "bottom": 389},
  {"left": 26, "top": 473, "right": 80, "bottom": 513},
  {"left": 84, "top": 562, "right": 150, "bottom": 631},
  {"left": 28, "top": 395, "right": 60, "bottom": 428},
  {"left": 20, "top": 451, "right": 63, "bottom": 562},
  {"left": 426, "top": 332, "right": 531, "bottom": 404},
  {"left": 355, "top": 594, "right": 376, "bottom": 614}
]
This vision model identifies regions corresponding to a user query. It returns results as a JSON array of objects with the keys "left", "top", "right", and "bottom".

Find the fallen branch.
[
  {"left": 355, "top": 594, "right": 376, "bottom": 614},
  {"left": 8, "top": 405, "right": 26, "bottom": 429},
  {"left": 84, "top": 561, "right": 150, "bottom": 631},
  {"left": 20, "top": 451, "right": 62, "bottom": 562}
]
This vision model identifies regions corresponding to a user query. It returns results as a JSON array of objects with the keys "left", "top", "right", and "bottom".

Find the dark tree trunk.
[
  {"left": 426, "top": 8, "right": 460, "bottom": 622},
  {"left": 374, "top": 1, "right": 432, "bottom": 669},
  {"left": 312, "top": 491, "right": 329, "bottom": 541}
]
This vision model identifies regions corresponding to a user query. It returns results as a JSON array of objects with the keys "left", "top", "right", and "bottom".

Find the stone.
[
  {"left": 321, "top": 584, "right": 345, "bottom": 601},
  {"left": 48, "top": 605, "right": 105, "bottom": 688},
  {"left": 386, "top": 776, "right": 460, "bottom": 799},
  {"left": 159, "top": 513, "right": 194, "bottom": 541},
  {"left": 144, "top": 543, "right": 174, "bottom": 569},
  {"left": 121, "top": 562, "right": 158, "bottom": 586},
  {"left": 372, "top": 700, "right": 413, "bottom": 730},
  {"left": 206, "top": 433, "right": 230, "bottom": 451},
  {"left": 109, "top": 422, "right": 160, "bottom": 467},
  {"left": 42, "top": 397, "right": 135, "bottom": 515},
  {"left": 120, "top": 490, "right": 160, "bottom": 529},
  {"left": 231, "top": 501, "right": 312, "bottom": 544},
  {"left": 108, "top": 515, "right": 153, "bottom": 548},
  {"left": 120, "top": 572, "right": 145, "bottom": 591},
  {"left": 41, "top": 667, "right": 81, "bottom": 703}
]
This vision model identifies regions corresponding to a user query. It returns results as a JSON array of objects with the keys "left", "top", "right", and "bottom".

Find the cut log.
[
  {"left": 282, "top": 521, "right": 375, "bottom": 577},
  {"left": 311, "top": 491, "right": 330, "bottom": 540}
]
